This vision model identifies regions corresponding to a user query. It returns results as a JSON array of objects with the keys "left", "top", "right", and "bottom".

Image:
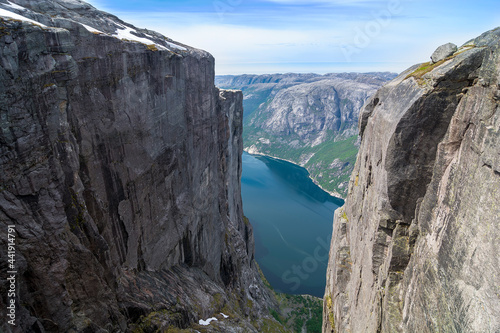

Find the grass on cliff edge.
[{"left": 404, "top": 45, "right": 477, "bottom": 83}]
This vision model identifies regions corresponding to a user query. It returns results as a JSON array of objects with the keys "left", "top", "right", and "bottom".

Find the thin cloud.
[{"left": 88, "top": 0, "right": 500, "bottom": 74}]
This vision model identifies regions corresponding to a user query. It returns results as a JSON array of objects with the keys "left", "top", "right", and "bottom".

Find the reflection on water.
[{"left": 242, "top": 152, "right": 344, "bottom": 297}]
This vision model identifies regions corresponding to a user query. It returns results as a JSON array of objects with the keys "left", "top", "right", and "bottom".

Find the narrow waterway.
[{"left": 241, "top": 152, "right": 344, "bottom": 297}]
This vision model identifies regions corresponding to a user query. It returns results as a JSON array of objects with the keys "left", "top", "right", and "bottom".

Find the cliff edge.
[
  {"left": 323, "top": 28, "right": 500, "bottom": 332},
  {"left": 0, "top": 0, "right": 279, "bottom": 331}
]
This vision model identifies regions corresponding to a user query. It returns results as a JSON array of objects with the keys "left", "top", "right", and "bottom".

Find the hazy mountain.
[{"left": 217, "top": 72, "right": 396, "bottom": 197}]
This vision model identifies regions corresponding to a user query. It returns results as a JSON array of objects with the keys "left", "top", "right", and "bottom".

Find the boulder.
[{"left": 430, "top": 42, "right": 458, "bottom": 63}]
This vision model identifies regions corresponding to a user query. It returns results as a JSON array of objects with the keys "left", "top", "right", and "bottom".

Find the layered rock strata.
[
  {"left": 324, "top": 29, "right": 500, "bottom": 332},
  {"left": 0, "top": 0, "right": 277, "bottom": 331}
]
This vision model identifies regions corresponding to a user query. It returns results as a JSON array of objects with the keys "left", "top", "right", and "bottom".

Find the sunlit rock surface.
[{"left": 323, "top": 28, "right": 500, "bottom": 333}]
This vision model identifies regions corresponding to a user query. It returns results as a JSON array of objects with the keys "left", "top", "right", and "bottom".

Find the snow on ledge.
[
  {"left": 166, "top": 41, "right": 187, "bottom": 51},
  {"left": 198, "top": 317, "right": 218, "bottom": 326},
  {"left": 0, "top": 8, "right": 47, "bottom": 27},
  {"left": 112, "top": 26, "right": 169, "bottom": 51},
  {"left": 80, "top": 23, "right": 103, "bottom": 34}
]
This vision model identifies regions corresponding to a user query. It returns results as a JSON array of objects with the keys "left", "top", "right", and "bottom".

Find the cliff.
[
  {"left": 323, "top": 29, "right": 500, "bottom": 332},
  {"left": 216, "top": 73, "right": 396, "bottom": 197},
  {"left": 0, "top": 0, "right": 280, "bottom": 332}
]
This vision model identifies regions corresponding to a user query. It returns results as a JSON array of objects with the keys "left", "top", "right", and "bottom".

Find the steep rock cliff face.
[
  {"left": 217, "top": 73, "right": 396, "bottom": 197},
  {"left": 0, "top": 1, "right": 278, "bottom": 332},
  {"left": 324, "top": 29, "right": 500, "bottom": 332}
]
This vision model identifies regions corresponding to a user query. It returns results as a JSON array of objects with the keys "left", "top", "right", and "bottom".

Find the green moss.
[
  {"left": 165, "top": 327, "right": 192, "bottom": 333},
  {"left": 404, "top": 48, "right": 469, "bottom": 84},
  {"left": 329, "top": 312, "right": 335, "bottom": 329},
  {"left": 0, "top": 25, "right": 11, "bottom": 37},
  {"left": 132, "top": 309, "right": 200, "bottom": 333},
  {"left": 259, "top": 318, "right": 289, "bottom": 333},
  {"left": 210, "top": 293, "right": 224, "bottom": 310},
  {"left": 270, "top": 308, "right": 285, "bottom": 324},
  {"left": 146, "top": 44, "right": 158, "bottom": 51},
  {"left": 68, "top": 191, "right": 85, "bottom": 231},
  {"left": 325, "top": 295, "right": 332, "bottom": 309}
]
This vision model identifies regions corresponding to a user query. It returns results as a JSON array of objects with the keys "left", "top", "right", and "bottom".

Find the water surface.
[{"left": 241, "top": 152, "right": 344, "bottom": 297}]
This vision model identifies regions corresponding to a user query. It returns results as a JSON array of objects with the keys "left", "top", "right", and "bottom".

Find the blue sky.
[{"left": 86, "top": 0, "right": 500, "bottom": 75}]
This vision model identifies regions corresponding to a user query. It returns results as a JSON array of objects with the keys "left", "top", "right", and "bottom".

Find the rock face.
[
  {"left": 430, "top": 42, "right": 458, "bottom": 63},
  {"left": 217, "top": 73, "right": 396, "bottom": 197},
  {"left": 0, "top": 1, "right": 278, "bottom": 332},
  {"left": 323, "top": 28, "right": 500, "bottom": 332}
]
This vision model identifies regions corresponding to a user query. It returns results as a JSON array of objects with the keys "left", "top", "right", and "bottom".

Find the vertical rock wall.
[
  {"left": 0, "top": 1, "right": 274, "bottom": 331},
  {"left": 324, "top": 28, "right": 500, "bottom": 332}
]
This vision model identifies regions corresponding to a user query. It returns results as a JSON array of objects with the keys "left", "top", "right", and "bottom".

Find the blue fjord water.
[{"left": 241, "top": 152, "right": 344, "bottom": 297}]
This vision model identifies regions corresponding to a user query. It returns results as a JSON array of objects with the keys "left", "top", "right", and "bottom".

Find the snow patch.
[
  {"left": 0, "top": 8, "right": 46, "bottom": 27},
  {"left": 220, "top": 313, "right": 229, "bottom": 318},
  {"left": 80, "top": 23, "right": 103, "bottom": 34},
  {"left": 198, "top": 317, "right": 218, "bottom": 326},
  {"left": 113, "top": 26, "right": 168, "bottom": 51},
  {"left": 143, "top": 32, "right": 187, "bottom": 51},
  {"left": 166, "top": 41, "right": 187, "bottom": 51}
]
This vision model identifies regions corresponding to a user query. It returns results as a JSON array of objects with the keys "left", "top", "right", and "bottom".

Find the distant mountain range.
[{"left": 216, "top": 72, "right": 397, "bottom": 198}]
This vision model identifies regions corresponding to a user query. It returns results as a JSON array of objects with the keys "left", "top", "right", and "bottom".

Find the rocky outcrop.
[
  {"left": 431, "top": 42, "right": 458, "bottom": 63},
  {"left": 0, "top": 1, "right": 279, "bottom": 332},
  {"left": 217, "top": 73, "right": 396, "bottom": 197},
  {"left": 323, "top": 28, "right": 500, "bottom": 332}
]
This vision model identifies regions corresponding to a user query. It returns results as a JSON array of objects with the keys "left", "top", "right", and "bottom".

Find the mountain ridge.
[{"left": 217, "top": 72, "right": 397, "bottom": 198}]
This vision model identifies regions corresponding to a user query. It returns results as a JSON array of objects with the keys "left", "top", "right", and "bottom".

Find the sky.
[{"left": 85, "top": 0, "right": 500, "bottom": 75}]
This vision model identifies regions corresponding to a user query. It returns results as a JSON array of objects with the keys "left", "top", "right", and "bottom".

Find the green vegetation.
[
  {"left": 243, "top": 215, "right": 250, "bottom": 226},
  {"left": 254, "top": 231, "right": 324, "bottom": 332},
  {"left": 405, "top": 46, "right": 474, "bottom": 83},
  {"left": 404, "top": 60, "right": 451, "bottom": 84},
  {"left": 243, "top": 129, "right": 359, "bottom": 196},
  {"left": 259, "top": 318, "right": 290, "bottom": 333},
  {"left": 242, "top": 89, "right": 274, "bottom": 119},
  {"left": 274, "top": 293, "right": 323, "bottom": 333},
  {"left": 270, "top": 308, "right": 285, "bottom": 324},
  {"left": 131, "top": 309, "right": 186, "bottom": 333},
  {"left": 324, "top": 295, "right": 335, "bottom": 329}
]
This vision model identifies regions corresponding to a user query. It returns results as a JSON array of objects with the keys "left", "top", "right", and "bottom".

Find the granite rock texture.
[
  {"left": 430, "top": 42, "right": 458, "bottom": 63},
  {"left": 323, "top": 28, "right": 500, "bottom": 332},
  {"left": 0, "top": 0, "right": 278, "bottom": 332}
]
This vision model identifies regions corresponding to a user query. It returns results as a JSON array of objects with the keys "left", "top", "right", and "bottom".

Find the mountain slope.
[
  {"left": 323, "top": 28, "right": 500, "bottom": 332},
  {"left": 0, "top": 1, "right": 283, "bottom": 331},
  {"left": 217, "top": 73, "right": 396, "bottom": 198}
]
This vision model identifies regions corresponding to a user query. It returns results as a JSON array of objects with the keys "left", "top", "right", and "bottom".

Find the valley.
[{"left": 216, "top": 73, "right": 396, "bottom": 198}]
